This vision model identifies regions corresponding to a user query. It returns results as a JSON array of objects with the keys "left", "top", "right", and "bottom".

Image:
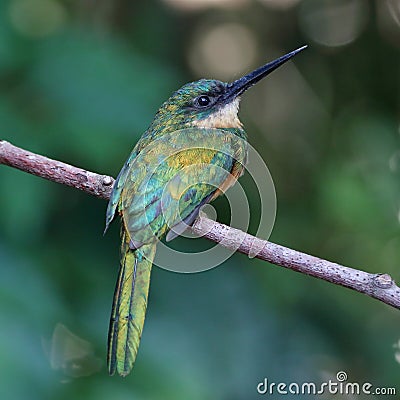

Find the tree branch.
[{"left": 1, "top": 140, "right": 399, "bottom": 310}]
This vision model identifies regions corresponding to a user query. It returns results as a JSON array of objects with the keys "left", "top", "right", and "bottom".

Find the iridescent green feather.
[
  {"left": 106, "top": 80, "right": 247, "bottom": 377},
  {"left": 121, "top": 128, "right": 246, "bottom": 245},
  {"left": 107, "top": 233, "right": 155, "bottom": 376}
]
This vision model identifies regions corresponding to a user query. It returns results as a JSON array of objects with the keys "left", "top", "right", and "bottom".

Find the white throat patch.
[{"left": 191, "top": 98, "right": 242, "bottom": 129}]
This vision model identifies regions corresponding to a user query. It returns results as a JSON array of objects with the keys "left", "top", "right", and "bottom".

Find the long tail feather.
[{"left": 107, "top": 230, "right": 156, "bottom": 376}]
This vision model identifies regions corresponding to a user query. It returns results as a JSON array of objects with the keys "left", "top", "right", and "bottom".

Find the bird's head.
[{"left": 148, "top": 45, "right": 307, "bottom": 134}]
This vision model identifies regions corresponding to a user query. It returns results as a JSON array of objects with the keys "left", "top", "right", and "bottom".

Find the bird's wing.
[
  {"left": 104, "top": 132, "right": 159, "bottom": 232},
  {"left": 119, "top": 128, "right": 247, "bottom": 246},
  {"left": 104, "top": 149, "right": 138, "bottom": 233}
]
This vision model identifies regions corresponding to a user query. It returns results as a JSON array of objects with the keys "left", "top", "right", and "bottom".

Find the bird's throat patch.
[{"left": 191, "top": 99, "right": 242, "bottom": 129}]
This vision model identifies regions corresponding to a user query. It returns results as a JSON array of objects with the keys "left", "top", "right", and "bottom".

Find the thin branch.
[
  {"left": 1, "top": 140, "right": 399, "bottom": 310},
  {"left": 0, "top": 141, "right": 114, "bottom": 199}
]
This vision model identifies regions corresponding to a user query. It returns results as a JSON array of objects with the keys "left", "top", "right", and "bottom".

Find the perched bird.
[{"left": 104, "top": 45, "right": 307, "bottom": 376}]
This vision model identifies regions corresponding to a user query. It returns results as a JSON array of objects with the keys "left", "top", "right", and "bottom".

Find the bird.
[{"left": 104, "top": 45, "right": 307, "bottom": 376}]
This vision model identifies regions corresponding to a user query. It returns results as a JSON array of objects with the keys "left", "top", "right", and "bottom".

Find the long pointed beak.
[{"left": 222, "top": 45, "right": 307, "bottom": 102}]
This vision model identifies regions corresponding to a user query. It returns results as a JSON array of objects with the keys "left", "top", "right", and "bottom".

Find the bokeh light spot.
[
  {"left": 377, "top": 0, "right": 400, "bottom": 48},
  {"left": 9, "top": 0, "right": 67, "bottom": 38},
  {"left": 394, "top": 338, "right": 400, "bottom": 364},
  {"left": 387, "top": 0, "right": 400, "bottom": 25},
  {"left": 189, "top": 23, "right": 257, "bottom": 79},
  {"left": 299, "top": 0, "right": 368, "bottom": 48},
  {"left": 258, "top": 0, "right": 301, "bottom": 10},
  {"left": 388, "top": 150, "right": 400, "bottom": 172},
  {"left": 162, "top": 0, "right": 249, "bottom": 11}
]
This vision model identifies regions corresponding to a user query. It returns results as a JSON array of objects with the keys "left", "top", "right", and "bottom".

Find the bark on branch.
[{"left": 1, "top": 140, "right": 399, "bottom": 310}]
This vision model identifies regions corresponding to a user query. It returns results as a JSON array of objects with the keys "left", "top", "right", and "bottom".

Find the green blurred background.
[{"left": 1, "top": 0, "right": 400, "bottom": 399}]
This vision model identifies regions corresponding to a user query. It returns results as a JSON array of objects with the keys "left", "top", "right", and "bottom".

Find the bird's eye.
[{"left": 194, "top": 95, "right": 212, "bottom": 108}]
